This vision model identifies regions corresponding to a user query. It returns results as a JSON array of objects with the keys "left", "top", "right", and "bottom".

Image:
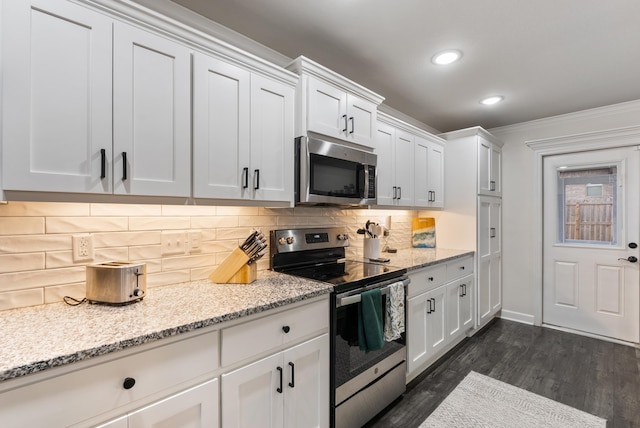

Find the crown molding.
[
  {"left": 439, "top": 126, "right": 504, "bottom": 147},
  {"left": 526, "top": 125, "right": 640, "bottom": 155}
]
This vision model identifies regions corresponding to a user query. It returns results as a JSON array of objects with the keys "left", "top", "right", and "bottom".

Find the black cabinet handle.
[
  {"left": 123, "top": 377, "right": 136, "bottom": 390},
  {"left": 427, "top": 298, "right": 432, "bottom": 314},
  {"left": 392, "top": 186, "right": 397, "bottom": 200},
  {"left": 100, "top": 149, "right": 106, "bottom": 179},
  {"left": 254, "top": 169, "right": 260, "bottom": 190},
  {"left": 430, "top": 298, "right": 436, "bottom": 312},
  {"left": 459, "top": 284, "right": 464, "bottom": 297},
  {"left": 349, "top": 117, "right": 354, "bottom": 134},
  {"left": 243, "top": 167, "right": 249, "bottom": 189},
  {"left": 122, "top": 152, "right": 128, "bottom": 181},
  {"left": 282, "top": 325, "right": 290, "bottom": 333},
  {"left": 288, "top": 362, "right": 295, "bottom": 388},
  {"left": 342, "top": 114, "right": 348, "bottom": 133},
  {"left": 398, "top": 187, "right": 402, "bottom": 200},
  {"left": 463, "top": 283, "right": 467, "bottom": 296},
  {"left": 490, "top": 228, "right": 496, "bottom": 238},
  {"left": 490, "top": 180, "right": 496, "bottom": 191},
  {"left": 428, "top": 276, "right": 434, "bottom": 282},
  {"left": 276, "top": 366, "right": 283, "bottom": 393}
]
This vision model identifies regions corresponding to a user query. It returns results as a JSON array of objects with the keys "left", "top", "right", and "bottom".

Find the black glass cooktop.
[{"left": 283, "top": 260, "right": 406, "bottom": 293}]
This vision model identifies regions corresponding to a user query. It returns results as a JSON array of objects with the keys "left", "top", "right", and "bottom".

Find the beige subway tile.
[
  {"left": 162, "top": 254, "right": 215, "bottom": 271},
  {"left": 260, "top": 207, "right": 294, "bottom": 216},
  {"left": 306, "top": 216, "right": 337, "bottom": 226},
  {"left": 45, "top": 251, "right": 74, "bottom": 269},
  {"left": 128, "top": 217, "right": 190, "bottom": 231},
  {"left": 91, "top": 203, "right": 161, "bottom": 216},
  {"left": 0, "top": 217, "right": 45, "bottom": 235},
  {"left": 293, "top": 206, "right": 319, "bottom": 216},
  {"left": 190, "top": 266, "right": 214, "bottom": 280},
  {"left": 216, "top": 227, "right": 256, "bottom": 240},
  {"left": 238, "top": 215, "right": 277, "bottom": 228},
  {"left": 0, "top": 234, "right": 71, "bottom": 253},
  {"left": 0, "top": 202, "right": 90, "bottom": 217},
  {"left": 44, "top": 282, "right": 86, "bottom": 304},
  {"left": 191, "top": 216, "right": 238, "bottom": 229},
  {"left": 46, "top": 217, "right": 128, "bottom": 233},
  {"left": 0, "top": 253, "right": 45, "bottom": 273},
  {"left": 0, "top": 267, "right": 85, "bottom": 292},
  {"left": 93, "top": 231, "right": 161, "bottom": 248},
  {"left": 162, "top": 205, "right": 216, "bottom": 216},
  {"left": 134, "top": 259, "right": 162, "bottom": 273},
  {"left": 94, "top": 247, "right": 130, "bottom": 263},
  {"left": 129, "top": 245, "right": 162, "bottom": 260},
  {"left": 216, "top": 206, "right": 259, "bottom": 216},
  {"left": 146, "top": 270, "right": 190, "bottom": 288},
  {"left": 200, "top": 240, "right": 238, "bottom": 253},
  {"left": 200, "top": 229, "right": 216, "bottom": 242},
  {"left": 0, "top": 288, "right": 44, "bottom": 311}
]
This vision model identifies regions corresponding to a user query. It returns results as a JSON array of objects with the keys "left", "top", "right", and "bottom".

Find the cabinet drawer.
[
  {"left": 407, "top": 264, "right": 447, "bottom": 297},
  {"left": 0, "top": 330, "right": 219, "bottom": 428},
  {"left": 446, "top": 256, "right": 474, "bottom": 282},
  {"left": 222, "top": 299, "right": 329, "bottom": 367}
]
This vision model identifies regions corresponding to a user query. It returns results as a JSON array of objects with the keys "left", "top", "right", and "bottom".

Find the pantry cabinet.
[
  {"left": 435, "top": 127, "right": 504, "bottom": 329},
  {"left": 414, "top": 135, "right": 445, "bottom": 208},
  {"left": 192, "top": 54, "right": 295, "bottom": 203},
  {"left": 287, "top": 56, "right": 384, "bottom": 149},
  {"left": 2, "top": 0, "right": 191, "bottom": 197},
  {"left": 406, "top": 256, "right": 474, "bottom": 381}
]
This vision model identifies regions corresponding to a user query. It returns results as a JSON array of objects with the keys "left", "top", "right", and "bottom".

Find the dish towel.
[
  {"left": 384, "top": 281, "right": 405, "bottom": 341},
  {"left": 358, "top": 288, "right": 384, "bottom": 352}
]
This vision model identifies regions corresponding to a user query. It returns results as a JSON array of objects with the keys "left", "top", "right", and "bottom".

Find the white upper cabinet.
[
  {"left": 287, "top": 56, "right": 384, "bottom": 149},
  {"left": 2, "top": 0, "right": 113, "bottom": 194},
  {"left": 112, "top": 22, "right": 191, "bottom": 197},
  {"left": 375, "top": 112, "right": 445, "bottom": 208},
  {"left": 2, "top": 0, "right": 191, "bottom": 197},
  {"left": 414, "top": 135, "right": 445, "bottom": 208},
  {"left": 477, "top": 135, "right": 502, "bottom": 196},
  {"left": 192, "top": 52, "right": 295, "bottom": 203}
]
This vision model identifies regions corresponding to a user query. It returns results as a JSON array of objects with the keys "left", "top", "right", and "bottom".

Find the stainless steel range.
[{"left": 270, "top": 227, "right": 409, "bottom": 428}]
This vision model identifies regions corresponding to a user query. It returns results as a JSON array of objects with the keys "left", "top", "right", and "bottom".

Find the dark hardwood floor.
[{"left": 365, "top": 319, "right": 640, "bottom": 427}]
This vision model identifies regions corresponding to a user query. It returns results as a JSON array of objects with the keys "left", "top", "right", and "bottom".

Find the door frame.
[{"left": 526, "top": 125, "right": 640, "bottom": 327}]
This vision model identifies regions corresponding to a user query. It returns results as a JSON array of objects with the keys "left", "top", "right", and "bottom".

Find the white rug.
[{"left": 420, "top": 371, "right": 606, "bottom": 427}]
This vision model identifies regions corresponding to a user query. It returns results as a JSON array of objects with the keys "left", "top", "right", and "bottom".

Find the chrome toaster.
[{"left": 86, "top": 261, "right": 146, "bottom": 305}]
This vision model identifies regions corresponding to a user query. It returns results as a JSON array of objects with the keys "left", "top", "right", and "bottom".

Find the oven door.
[
  {"left": 296, "top": 136, "right": 377, "bottom": 206},
  {"left": 331, "top": 277, "right": 408, "bottom": 427}
]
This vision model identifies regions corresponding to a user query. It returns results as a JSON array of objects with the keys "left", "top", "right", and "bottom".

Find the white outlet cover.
[{"left": 72, "top": 234, "right": 94, "bottom": 262}]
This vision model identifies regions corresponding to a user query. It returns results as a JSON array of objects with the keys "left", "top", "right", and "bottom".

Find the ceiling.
[{"left": 167, "top": 0, "right": 640, "bottom": 132}]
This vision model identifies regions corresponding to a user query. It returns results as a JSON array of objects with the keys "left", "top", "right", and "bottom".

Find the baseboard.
[{"left": 499, "top": 310, "right": 535, "bottom": 325}]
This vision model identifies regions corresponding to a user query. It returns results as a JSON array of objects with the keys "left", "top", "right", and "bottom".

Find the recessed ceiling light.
[
  {"left": 480, "top": 96, "right": 504, "bottom": 106},
  {"left": 431, "top": 50, "right": 462, "bottom": 65}
]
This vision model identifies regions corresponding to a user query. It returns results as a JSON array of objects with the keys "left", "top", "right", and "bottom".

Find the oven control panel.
[{"left": 270, "top": 227, "right": 350, "bottom": 253}]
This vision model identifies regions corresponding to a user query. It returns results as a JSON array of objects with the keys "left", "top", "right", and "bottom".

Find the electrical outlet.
[
  {"left": 189, "top": 231, "right": 202, "bottom": 251},
  {"left": 72, "top": 234, "right": 94, "bottom": 262},
  {"left": 161, "top": 231, "right": 187, "bottom": 255}
]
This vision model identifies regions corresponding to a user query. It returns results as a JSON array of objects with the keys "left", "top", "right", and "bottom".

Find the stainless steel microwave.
[{"left": 295, "top": 136, "right": 377, "bottom": 206}]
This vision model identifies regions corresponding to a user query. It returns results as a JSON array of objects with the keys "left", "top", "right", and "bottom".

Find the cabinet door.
[
  {"left": 307, "top": 77, "right": 347, "bottom": 141},
  {"left": 222, "top": 352, "right": 284, "bottom": 428},
  {"left": 346, "top": 95, "right": 376, "bottom": 147},
  {"left": 394, "top": 130, "right": 414, "bottom": 206},
  {"left": 406, "top": 285, "right": 446, "bottom": 374},
  {"left": 428, "top": 142, "right": 445, "bottom": 207},
  {"left": 2, "top": 0, "right": 112, "bottom": 193},
  {"left": 460, "top": 276, "right": 475, "bottom": 331},
  {"left": 477, "top": 137, "right": 492, "bottom": 195},
  {"left": 478, "top": 196, "right": 502, "bottom": 326},
  {"left": 250, "top": 74, "right": 295, "bottom": 203},
  {"left": 374, "top": 121, "right": 396, "bottom": 206},
  {"left": 128, "top": 379, "right": 219, "bottom": 428},
  {"left": 283, "top": 334, "right": 329, "bottom": 428},
  {"left": 414, "top": 137, "right": 444, "bottom": 208},
  {"left": 113, "top": 23, "right": 191, "bottom": 197},
  {"left": 446, "top": 280, "right": 462, "bottom": 341},
  {"left": 490, "top": 144, "right": 502, "bottom": 196},
  {"left": 193, "top": 53, "right": 251, "bottom": 199}
]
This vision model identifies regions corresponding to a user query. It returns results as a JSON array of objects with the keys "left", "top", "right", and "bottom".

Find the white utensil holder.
[{"left": 363, "top": 237, "right": 381, "bottom": 260}]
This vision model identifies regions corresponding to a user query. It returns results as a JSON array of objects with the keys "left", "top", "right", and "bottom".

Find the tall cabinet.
[{"left": 430, "top": 127, "right": 503, "bottom": 328}]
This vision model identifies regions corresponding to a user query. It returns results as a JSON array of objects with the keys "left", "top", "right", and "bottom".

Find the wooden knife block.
[{"left": 209, "top": 247, "right": 257, "bottom": 284}]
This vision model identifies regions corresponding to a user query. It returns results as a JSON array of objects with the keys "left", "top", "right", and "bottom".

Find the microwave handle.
[{"left": 363, "top": 166, "right": 370, "bottom": 198}]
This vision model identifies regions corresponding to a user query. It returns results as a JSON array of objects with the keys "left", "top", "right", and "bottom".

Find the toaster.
[{"left": 86, "top": 262, "right": 146, "bottom": 305}]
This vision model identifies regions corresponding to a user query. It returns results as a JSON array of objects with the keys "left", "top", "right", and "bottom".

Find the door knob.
[{"left": 618, "top": 256, "right": 638, "bottom": 263}]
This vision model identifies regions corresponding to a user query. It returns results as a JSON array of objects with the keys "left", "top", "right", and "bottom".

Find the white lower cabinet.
[
  {"left": 99, "top": 379, "right": 219, "bottom": 428},
  {"left": 406, "top": 257, "right": 475, "bottom": 380},
  {"left": 222, "top": 334, "right": 329, "bottom": 428}
]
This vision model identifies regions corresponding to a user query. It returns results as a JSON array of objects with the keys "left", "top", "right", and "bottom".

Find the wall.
[
  {"left": 489, "top": 99, "right": 640, "bottom": 324},
  {"left": 0, "top": 202, "right": 416, "bottom": 311}
]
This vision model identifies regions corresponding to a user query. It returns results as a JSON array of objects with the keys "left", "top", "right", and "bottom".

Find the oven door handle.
[{"left": 336, "top": 279, "right": 409, "bottom": 308}]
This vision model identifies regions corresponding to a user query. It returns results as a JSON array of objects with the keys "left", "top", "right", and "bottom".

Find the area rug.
[{"left": 420, "top": 371, "right": 606, "bottom": 427}]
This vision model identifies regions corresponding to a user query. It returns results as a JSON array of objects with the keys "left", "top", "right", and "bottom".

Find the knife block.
[{"left": 209, "top": 247, "right": 257, "bottom": 284}]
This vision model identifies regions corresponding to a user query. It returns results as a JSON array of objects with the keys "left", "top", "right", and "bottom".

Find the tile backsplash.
[{"left": 0, "top": 202, "right": 417, "bottom": 311}]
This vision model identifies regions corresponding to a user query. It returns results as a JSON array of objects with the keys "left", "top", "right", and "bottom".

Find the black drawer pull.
[
  {"left": 123, "top": 377, "right": 136, "bottom": 390},
  {"left": 100, "top": 149, "right": 106, "bottom": 179},
  {"left": 288, "top": 362, "right": 295, "bottom": 388},
  {"left": 242, "top": 167, "right": 249, "bottom": 189},
  {"left": 122, "top": 152, "right": 128, "bottom": 181},
  {"left": 276, "top": 366, "right": 283, "bottom": 393},
  {"left": 254, "top": 169, "right": 260, "bottom": 190}
]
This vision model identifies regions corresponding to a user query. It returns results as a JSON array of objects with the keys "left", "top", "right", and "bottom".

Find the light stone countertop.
[
  {"left": 0, "top": 270, "right": 332, "bottom": 383},
  {"left": 0, "top": 247, "right": 472, "bottom": 384}
]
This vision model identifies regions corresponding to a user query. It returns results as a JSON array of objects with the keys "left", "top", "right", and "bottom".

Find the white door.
[
  {"left": 346, "top": 94, "right": 376, "bottom": 147},
  {"left": 306, "top": 77, "right": 347, "bottom": 141},
  {"left": 128, "top": 379, "right": 219, "bottom": 428},
  {"left": 394, "top": 129, "right": 414, "bottom": 206},
  {"left": 113, "top": 22, "right": 191, "bottom": 197},
  {"left": 250, "top": 74, "right": 294, "bottom": 203},
  {"left": 192, "top": 52, "right": 251, "bottom": 199},
  {"left": 543, "top": 147, "right": 640, "bottom": 343},
  {"left": 2, "top": 0, "right": 112, "bottom": 194},
  {"left": 374, "top": 122, "right": 396, "bottom": 206},
  {"left": 283, "top": 334, "right": 329, "bottom": 428}
]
